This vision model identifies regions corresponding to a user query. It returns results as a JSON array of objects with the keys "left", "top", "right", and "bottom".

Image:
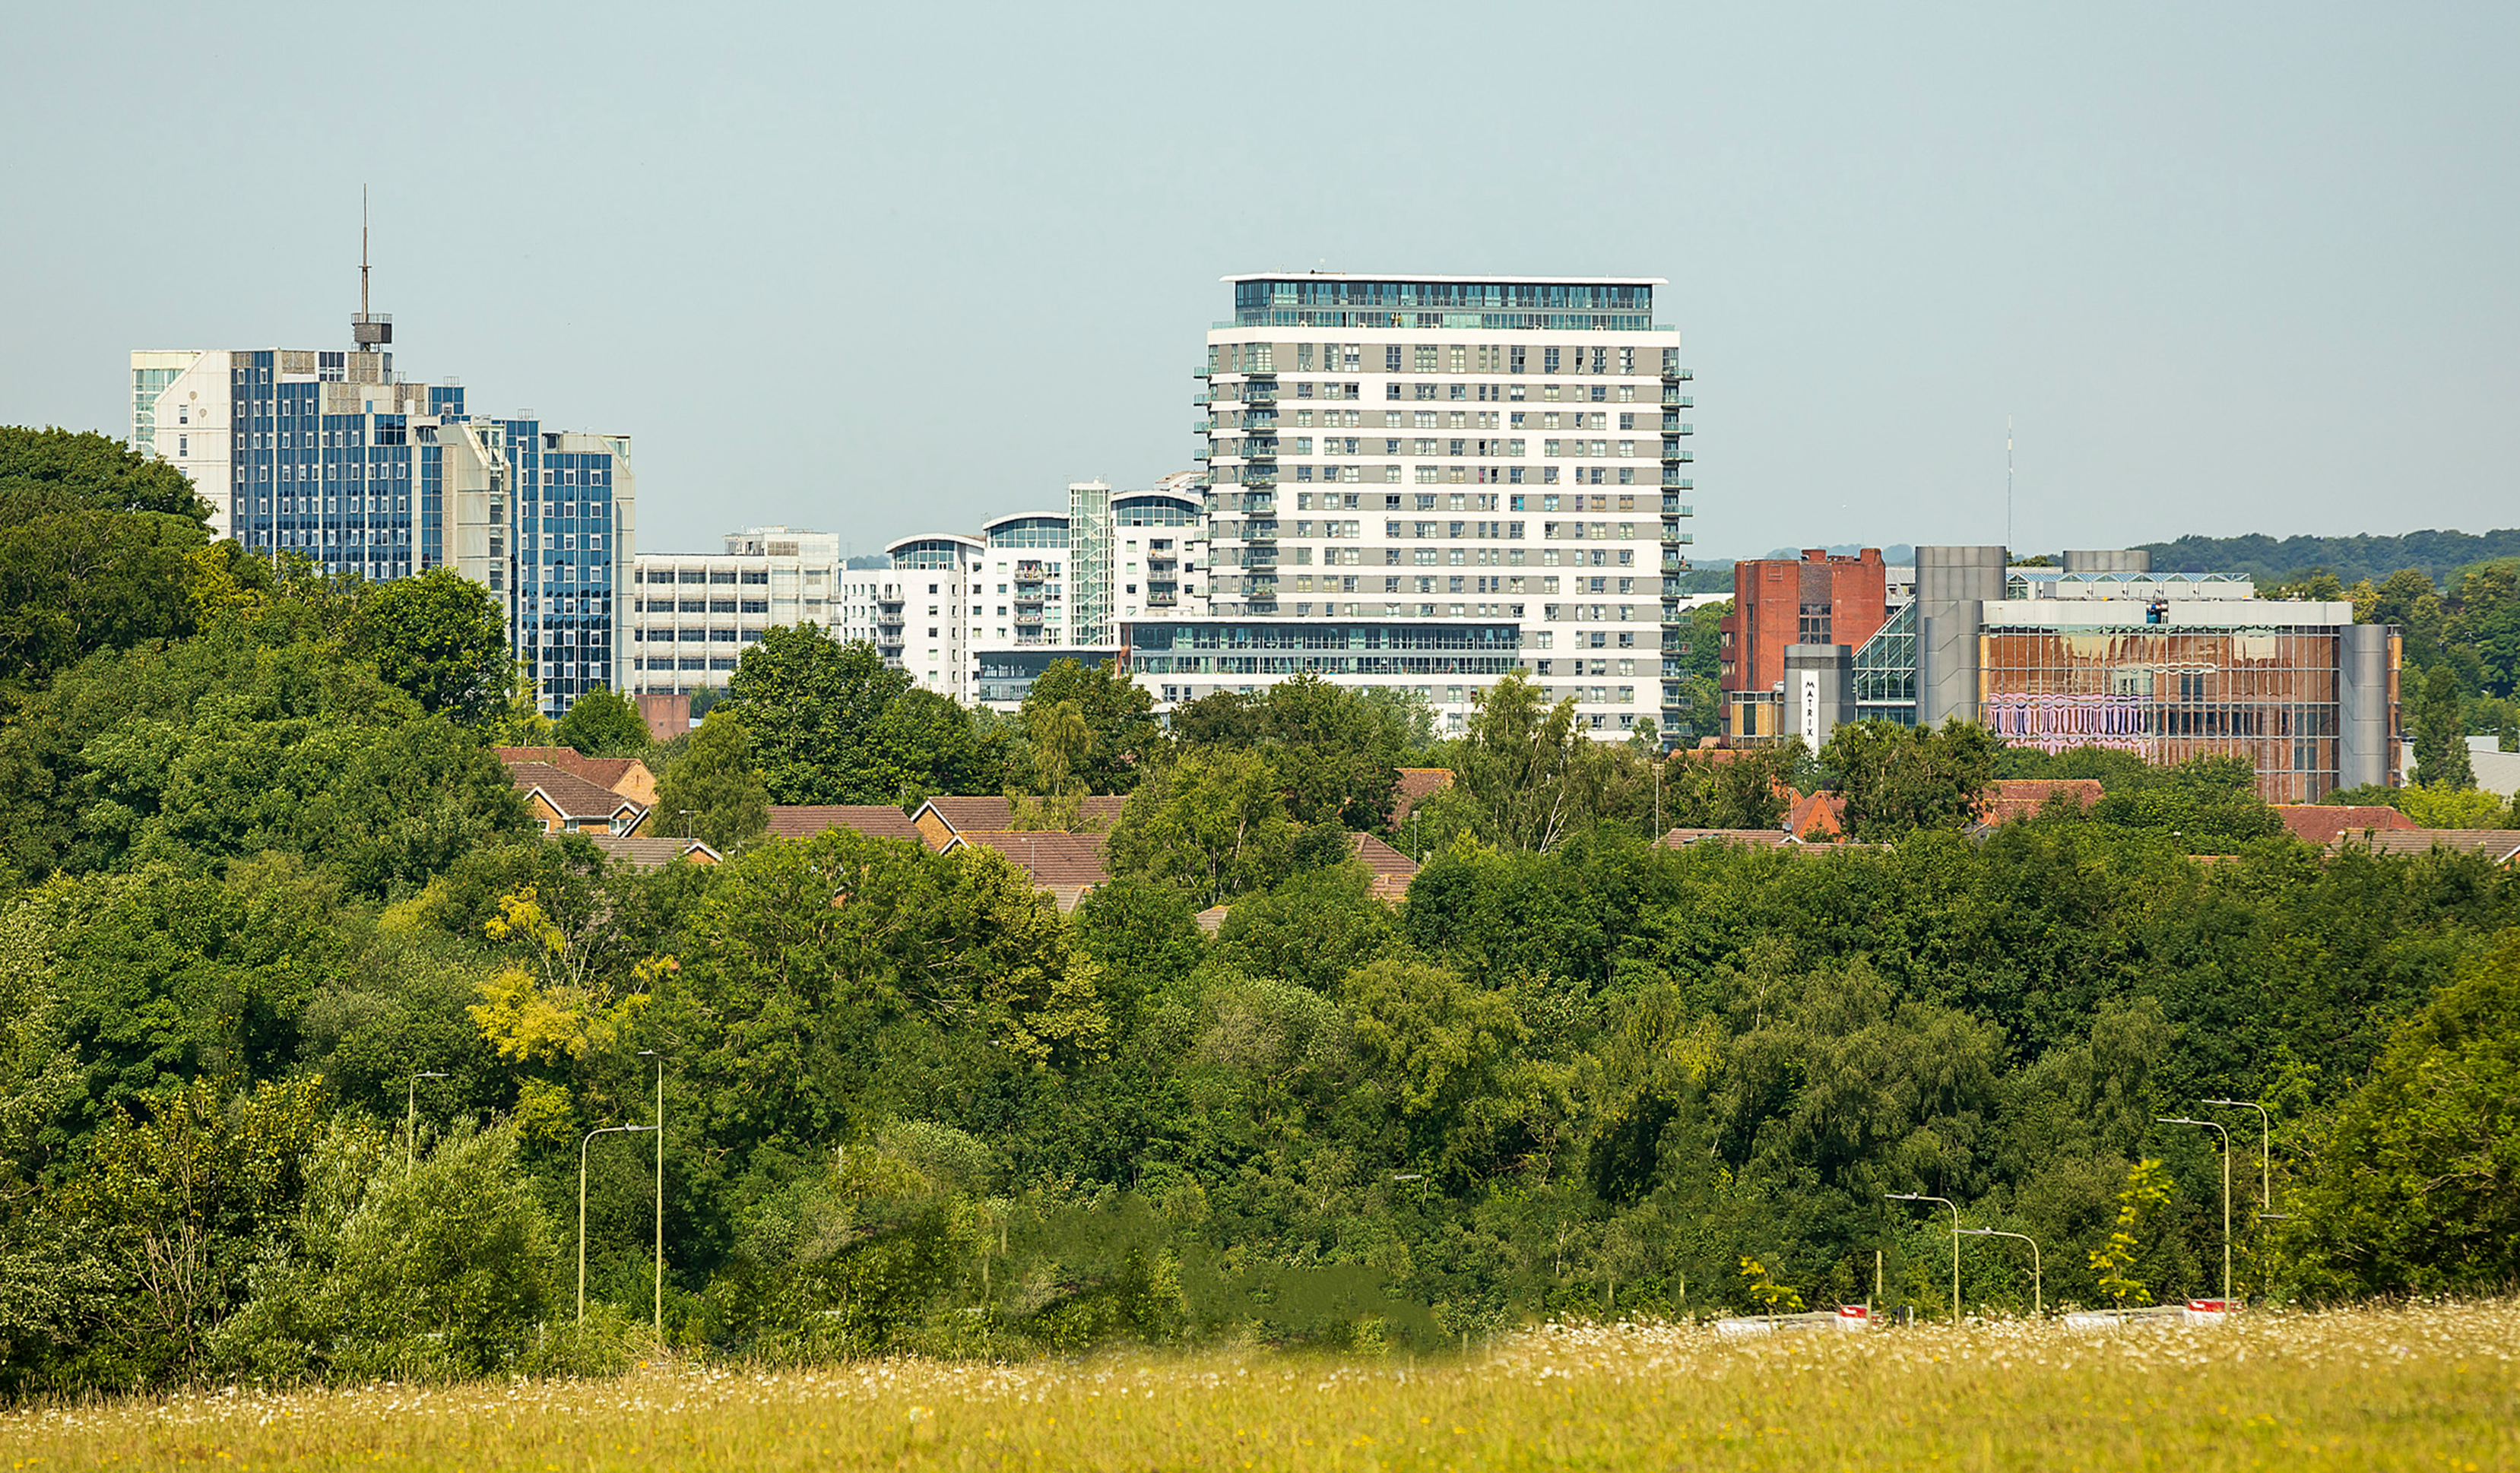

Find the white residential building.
[
  {"left": 884, "top": 533, "right": 986, "bottom": 701},
  {"left": 629, "top": 527, "right": 842, "bottom": 696},
  {"left": 1195, "top": 272, "right": 1691, "bottom": 734}
]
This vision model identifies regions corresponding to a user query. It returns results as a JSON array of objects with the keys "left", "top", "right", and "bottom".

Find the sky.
[{"left": 2, "top": 2, "right": 2514, "bottom": 562}]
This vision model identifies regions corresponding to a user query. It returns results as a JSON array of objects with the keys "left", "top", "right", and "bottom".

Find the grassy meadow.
[{"left": 7, "top": 1300, "right": 2515, "bottom": 1471}]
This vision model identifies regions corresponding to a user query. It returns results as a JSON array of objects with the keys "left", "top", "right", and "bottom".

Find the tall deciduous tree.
[
  {"left": 2287, "top": 929, "right": 2520, "bottom": 1296},
  {"left": 1105, "top": 746, "right": 1298, "bottom": 905},
  {"left": 2411, "top": 665, "right": 2474, "bottom": 790},
  {"left": 347, "top": 569, "right": 513, "bottom": 727},
  {"left": 655, "top": 708, "right": 768, "bottom": 851},
  {"left": 1019, "top": 659, "right": 1156, "bottom": 794},
  {"left": 722, "top": 629, "right": 997, "bottom": 803},
  {"left": 1820, "top": 718, "right": 2000, "bottom": 840},
  {"left": 551, "top": 686, "right": 649, "bottom": 756}
]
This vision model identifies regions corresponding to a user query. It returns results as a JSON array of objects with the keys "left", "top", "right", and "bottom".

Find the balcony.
[
  {"left": 1661, "top": 418, "right": 1692, "bottom": 434},
  {"left": 1660, "top": 447, "right": 1694, "bottom": 463},
  {"left": 1662, "top": 391, "right": 1694, "bottom": 407},
  {"left": 1663, "top": 368, "right": 1694, "bottom": 382}
]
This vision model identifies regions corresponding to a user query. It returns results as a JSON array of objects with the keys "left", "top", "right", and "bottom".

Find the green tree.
[
  {"left": 1422, "top": 670, "right": 1599, "bottom": 852},
  {"left": 1105, "top": 746, "right": 1299, "bottom": 905},
  {"left": 2411, "top": 664, "right": 2474, "bottom": 789},
  {"left": 347, "top": 569, "right": 513, "bottom": 727},
  {"left": 0, "top": 426, "right": 209, "bottom": 522},
  {"left": 2445, "top": 561, "right": 2520, "bottom": 698},
  {"left": 551, "top": 686, "right": 650, "bottom": 756},
  {"left": 1019, "top": 659, "right": 1156, "bottom": 794},
  {"left": 1819, "top": 718, "right": 2000, "bottom": 840},
  {"left": 0, "top": 428, "right": 221, "bottom": 701},
  {"left": 724, "top": 629, "right": 996, "bottom": 803},
  {"left": 655, "top": 708, "right": 768, "bottom": 851},
  {"left": 2284, "top": 928, "right": 2520, "bottom": 1297}
]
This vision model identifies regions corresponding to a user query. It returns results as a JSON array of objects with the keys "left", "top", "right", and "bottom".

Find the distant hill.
[{"left": 2138, "top": 531, "right": 2520, "bottom": 588}]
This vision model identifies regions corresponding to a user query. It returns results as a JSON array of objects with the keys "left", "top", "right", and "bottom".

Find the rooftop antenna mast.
[
  {"left": 352, "top": 187, "right": 391, "bottom": 349},
  {"left": 2005, "top": 415, "right": 2014, "bottom": 556}
]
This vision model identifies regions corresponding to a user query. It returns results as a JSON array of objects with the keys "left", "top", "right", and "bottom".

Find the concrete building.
[
  {"left": 131, "top": 324, "right": 636, "bottom": 717},
  {"left": 629, "top": 527, "right": 842, "bottom": 698},
  {"left": 1718, "top": 548, "right": 1890, "bottom": 740},
  {"left": 1200, "top": 272, "right": 1693, "bottom": 736}
]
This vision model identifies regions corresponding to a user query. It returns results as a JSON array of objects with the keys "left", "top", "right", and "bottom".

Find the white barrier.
[
  {"left": 1715, "top": 1307, "right": 1870, "bottom": 1336},
  {"left": 2065, "top": 1299, "right": 2233, "bottom": 1331}
]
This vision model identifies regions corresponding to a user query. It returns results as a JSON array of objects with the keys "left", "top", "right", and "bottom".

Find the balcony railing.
[{"left": 1661, "top": 419, "right": 1693, "bottom": 434}]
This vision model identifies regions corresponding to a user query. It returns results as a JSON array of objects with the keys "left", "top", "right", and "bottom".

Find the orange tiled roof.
[
  {"left": 1658, "top": 828, "right": 1798, "bottom": 849},
  {"left": 1978, "top": 779, "right": 2105, "bottom": 825},
  {"left": 1786, "top": 790, "right": 1847, "bottom": 841},
  {"left": 507, "top": 762, "right": 645, "bottom": 825},
  {"left": 914, "top": 794, "right": 1129, "bottom": 841},
  {"left": 1390, "top": 767, "right": 1455, "bottom": 825},
  {"left": 2273, "top": 804, "right": 2420, "bottom": 846},
  {"left": 2329, "top": 828, "right": 2520, "bottom": 863},
  {"left": 1349, "top": 832, "right": 1420, "bottom": 901},
  {"left": 944, "top": 829, "right": 1113, "bottom": 889},
  {"left": 766, "top": 805, "right": 924, "bottom": 842},
  {"left": 582, "top": 835, "right": 721, "bottom": 869}
]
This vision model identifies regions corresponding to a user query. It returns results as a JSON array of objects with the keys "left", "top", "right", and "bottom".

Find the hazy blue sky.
[{"left": 4, "top": 2, "right": 2513, "bottom": 560}]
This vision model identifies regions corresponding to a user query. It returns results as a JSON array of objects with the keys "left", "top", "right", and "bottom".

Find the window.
[{"left": 1385, "top": 345, "right": 1403, "bottom": 372}]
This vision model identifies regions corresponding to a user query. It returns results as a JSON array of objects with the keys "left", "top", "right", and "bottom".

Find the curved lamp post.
[
  {"left": 579, "top": 1123, "right": 654, "bottom": 1326},
  {"left": 640, "top": 1049, "right": 664, "bottom": 1338},
  {"left": 2158, "top": 1116, "right": 2232, "bottom": 1300},
  {"left": 1955, "top": 1228, "right": 2043, "bottom": 1317},
  {"left": 1887, "top": 1192, "right": 1961, "bottom": 1323},
  {"left": 2202, "top": 1098, "right": 2287, "bottom": 1221},
  {"left": 405, "top": 1071, "right": 447, "bottom": 1170}
]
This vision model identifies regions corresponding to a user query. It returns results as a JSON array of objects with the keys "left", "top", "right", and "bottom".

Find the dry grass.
[{"left": 7, "top": 1299, "right": 2515, "bottom": 1471}]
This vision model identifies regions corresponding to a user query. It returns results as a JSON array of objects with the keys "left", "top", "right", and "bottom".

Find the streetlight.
[
  {"left": 2201, "top": 1098, "right": 2287, "bottom": 1220},
  {"left": 2159, "top": 1117, "right": 2232, "bottom": 1300},
  {"left": 1955, "top": 1228, "right": 2043, "bottom": 1317},
  {"left": 579, "top": 1123, "right": 655, "bottom": 1326},
  {"left": 640, "top": 1049, "right": 664, "bottom": 1338},
  {"left": 1887, "top": 1193, "right": 1961, "bottom": 1324},
  {"left": 405, "top": 1072, "right": 447, "bottom": 1170}
]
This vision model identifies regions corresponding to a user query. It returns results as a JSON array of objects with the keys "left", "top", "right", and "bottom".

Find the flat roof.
[{"left": 1225, "top": 272, "right": 1666, "bottom": 286}]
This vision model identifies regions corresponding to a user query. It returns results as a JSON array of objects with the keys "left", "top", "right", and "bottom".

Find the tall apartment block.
[
  {"left": 132, "top": 312, "right": 636, "bottom": 717},
  {"left": 881, "top": 533, "right": 985, "bottom": 701},
  {"left": 1197, "top": 274, "right": 1692, "bottom": 735},
  {"left": 629, "top": 527, "right": 842, "bottom": 697}
]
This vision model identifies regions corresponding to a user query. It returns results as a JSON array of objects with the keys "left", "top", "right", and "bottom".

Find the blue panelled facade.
[{"left": 211, "top": 342, "right": 632, "bottom": 718}]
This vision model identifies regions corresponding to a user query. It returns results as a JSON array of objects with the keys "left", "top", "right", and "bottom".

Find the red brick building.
[{"left": 1719, "top": 549, "right": 1889, "bottom": 740}]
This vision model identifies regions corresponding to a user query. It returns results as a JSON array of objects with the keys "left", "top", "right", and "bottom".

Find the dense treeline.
[
  {"left": 1, "top": 427, "right": 2515, "bottom": 1399},
  {"left": 2140, "top": 528, "right": 2520, "bottom": 591}
]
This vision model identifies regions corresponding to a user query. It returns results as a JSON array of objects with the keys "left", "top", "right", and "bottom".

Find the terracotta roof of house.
[
  {"left": 1979, "top": 779, "right": 2106, "bottom": 824},
  {"left": 1349, "top": 832, "right": 1420, "bottom": 901},
  {"left": 582, "top": 835, "right": 722, "bottom": 869},
  {"left": 1657, "top": 828, "right": 1798, "bottom": 849},
  {"left": 766, "top": 804, "right": 924, "bottom": 842},
  {"left": 507, "top": 762, "right": 646, "bottom": 823},
  {"left": 1786, "top": 790, "right": 1847, "bottom": 841},
  {"left": 1390, "top": 767, "right": 1455, "bottom": 825},
  {"left": 945, "top": 829, "right": 1113, "bottom": 892},
  {"left": 914, "top": 794, "right": 1130, "bottom": 840},
  {"left": 496, "top": 747, "right": 651, "bottom": 796},
  {"left": 2328, "top": 828, "right": 2520, "bottom": 863},
  {"left": 2273, "top": 804, "right": 2420, "bottom": 846}
]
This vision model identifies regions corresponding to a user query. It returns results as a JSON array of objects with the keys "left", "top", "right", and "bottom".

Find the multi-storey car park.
[{"left": 1194, "top": 273, "right": 1693, "bottom": 736}]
